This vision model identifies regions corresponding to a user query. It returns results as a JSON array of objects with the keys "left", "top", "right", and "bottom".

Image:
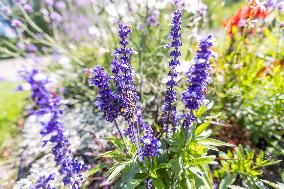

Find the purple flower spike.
[
  {"left": 111, "top": 23, "right": 140, "bottom": 140},
  {"left": 19, "top": 69, "right": 86, "bottom": 188},
  {"left": 162, "top": 10, "right": 182, "bottom": 135},
  {"left": 112, "top": 23, "right": 159, "bottom": 158},
  {"left": 182, "top": 35, "right": 215, "bottom": 142},
  {"left": 90, "top": 66, "right": 119, "bottom": 122}
]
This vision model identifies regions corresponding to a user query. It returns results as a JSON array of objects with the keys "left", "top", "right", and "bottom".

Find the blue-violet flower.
[
  {"left": 90, "top": 66, "right": 119, "bottom": 122},
  {"left": 162, "top": 10, "right": 182, "bottom": 135},
  {"left": 182, "top": 35, "right": 215, "bottom": 140},
  {"left": 20, "top": 69, "right": 86, "bottom": 189}
]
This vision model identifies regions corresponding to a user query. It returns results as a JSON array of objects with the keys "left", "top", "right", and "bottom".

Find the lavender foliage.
[
  {"left": 162, "top": 10, "right": 182, "bottom": 133},
  {"left": 20, "top": 69, "right": 86, "bottom": 188}
]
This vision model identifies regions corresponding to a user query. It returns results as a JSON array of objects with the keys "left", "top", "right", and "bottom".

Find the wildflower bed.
[{"left": 0, "top": 0, "right": 283, "bottom": 189}]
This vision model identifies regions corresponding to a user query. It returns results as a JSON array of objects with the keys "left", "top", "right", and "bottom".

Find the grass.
[{"left": 0, "top": 81, "right": 28, "bottom": 150}]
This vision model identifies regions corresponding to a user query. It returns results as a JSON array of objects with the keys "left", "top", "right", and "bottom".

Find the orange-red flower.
[{"left": 224, "top": 0, "right": 269, "bottom": 35}]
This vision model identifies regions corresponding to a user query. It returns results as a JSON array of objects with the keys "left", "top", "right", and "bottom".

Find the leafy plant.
[
  {"left": 211, "top": 7, "right": 284, "bottom": 154},
  {"left": 0, "top": 82, "right": 28, "bottom": 149},
  {"left": 214, "top": 145, "right": 281, "bottom": 189},
  {"left": 104, "top": 105, "right": 233, "bottom": 189}
]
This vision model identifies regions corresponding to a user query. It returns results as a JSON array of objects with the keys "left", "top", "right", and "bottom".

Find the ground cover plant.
[
  {"left": 0, "top": 0, "right": 283, "bottom": 189},
  {"left": 0, "top": 82, "right": 28, "bottom": 150}
]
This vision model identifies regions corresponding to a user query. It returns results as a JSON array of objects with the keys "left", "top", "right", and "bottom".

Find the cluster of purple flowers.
[
  {"left": 33, "top": 175, "right": 55, "bottom": 189},
  {"left": 90, "top": 23, "right": 159, "bottom": 160},
  {"left": 172, "top": 0, "right": 185, "bottom": 7},
  {"left": 182, "top": 35, "right": 215, "bottom": 140},
  {"left": 20, "top": 69, "right": 86, "bottom": 189},
  {"left": 139, "top": 117, "right": 159, "bottom": 158},
  {"left": 263, "top": 0, "right": 284, "bottom": 14},
  {"left": 12, "top": 0, "right": 33, "bottom": 12},
  {"left": 45, "top": 0, "right": 67, "bottom": 10},
  {"left": 44, "top": 0, "right": 67, "bottom": 23},
  {"left": 144, "top": 178, "right": 153, "bottom": 189},
  {"left": 162, "top": 10, "right": 182, "bottom": 135},
  {"left": 146, "top": 10, "right": 160, "bottom": 27},
  {"left": 90, "top": 66, "right": 119, "bottom": 122},
  {"left": 0, "top": 0, "right": 32, "bottom": 25}
]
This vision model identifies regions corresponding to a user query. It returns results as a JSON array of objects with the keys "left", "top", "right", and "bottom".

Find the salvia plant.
[
  {"left": 16, "top": 6, "right": 229, "bottom": 189},
  {"left": 89, "top": 8, "right": 233, "bottom": 189}
]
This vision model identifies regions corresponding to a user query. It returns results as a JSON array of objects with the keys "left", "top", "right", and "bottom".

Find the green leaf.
[
  {"left": 87, "top": 163, "right": 108, "bottom": 176},
  {"left": 100, "top": 150, "right": 125, "bottom": 159},
  {"left": 104, "top": 137, "right": 125, "bottom": 149},
  {"left": 156, "top": 163, "right": 169, "bottom": 170},
  {"left": 255, "top": 160, "right": 282, "bottom": 168},
  {"left": 153, "top": 178, "right": 165, "bottom": 189},
  {"left": 188, "top": 167, "right": 213, "bottom": 189},
  {"left": 122, "top": 179, "right": 142, "bottom": 189},
  {"left": 184, "top": 172, "right": 197, "bottom": 189},
  {"left": 206, "top": 101, "right": 214, "bottom": 110},
  {"left": 150, "top": 171, "right": 158, "bottom": 179},
  {"left": 261, "top": 179, "right": 284, "bottom": 189},
  {"left": 198, "top": 138, "right": 234, "bottom": 147},
  {"left": 199, "top": 164, "right": 214, "bottom": 188},
  {"left": 245, "top": 176, "right": 266, "bottom": 189},
  {"left": 195, "top": 105, "right": 206, "bottom": 118},
  {"left": 107, "top": 162, "right": 128, "bottom": 182},
  {"left": 188, "top": 124, "right": 196, "bottom": 143},
  {"left": 228, "top": 185, "right": 247, "bottom": 189},
  {"left": 120, "top": 162, "right": 141, "bottom": 181},
  {"left": 189, "top": 156, "right": 215, "bottom": 166},
  {"left": 195, "top": 121, "right": 210, "bottom": 136},
  {"left": 170, "top": 157, "right": 183, "bottom": 178},
  {"left": 219, "top": 173, "right": 237, "bottom": 189}
]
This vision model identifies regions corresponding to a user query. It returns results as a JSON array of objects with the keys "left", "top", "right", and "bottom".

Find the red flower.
[{"left": 224, "top": 1, "right": 269, "bottom": 35}]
